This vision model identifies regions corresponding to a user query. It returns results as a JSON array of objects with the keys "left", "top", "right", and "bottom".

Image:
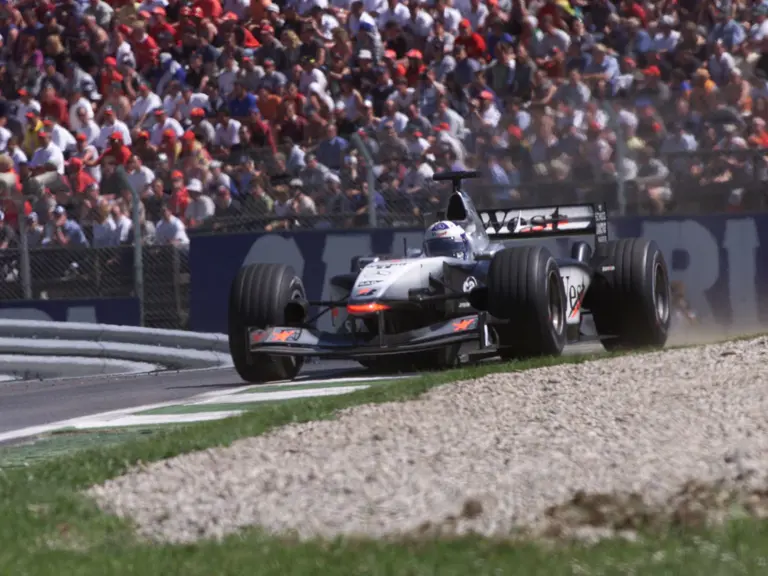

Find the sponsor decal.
[
  {"left": 452, "top": 317, "right": 478, "bottom": 332},
  {"left": 480, "top": 206, "right": 594, "bottom": 236},
  {"left": 462, "top": 276, "right": 478, "bottom": 293},
  {"left": 430, "top": 222, "right": 450, "bottom": 231},
  {"left": 356, "top": 288, "right": 377, "bottom": 296},
  {"left": 267, "top": 329, "right": 301, "bottom": 343},
  {"left": 356, "top": 280, "right": 381, "bottom": 287},
  {"left": 250, "top": 329, "right": 267, "bottom": 343}
]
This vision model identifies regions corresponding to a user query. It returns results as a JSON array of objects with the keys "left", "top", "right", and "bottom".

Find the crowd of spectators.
[{"left": 0, "top": 0, "right": 763, "bottom": 251}]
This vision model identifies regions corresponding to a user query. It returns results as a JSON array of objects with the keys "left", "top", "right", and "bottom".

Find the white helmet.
[{"left": 423, "top": 221, "right": 471, "bottom": 260}]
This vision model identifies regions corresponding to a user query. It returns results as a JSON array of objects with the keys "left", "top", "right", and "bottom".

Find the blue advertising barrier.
[
  {"left": 0, "top": 297, "right": 141, "bottom": 326},
  {"left": 190, "top": 214, "right": 768, "bottom": 334}
]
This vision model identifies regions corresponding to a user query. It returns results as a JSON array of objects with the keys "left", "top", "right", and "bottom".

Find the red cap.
[
  {"left": 69, "top": 157, "right": 83, "bottom": 169},
  {"left": 76, "top": 133, "right": 87, "bottom": 142},
  {"left": 163, "top": 128, "right": 176, "bottom": 139},
  {"left": 38, "top": 130, "right": 49, "bottom": 138},
  {"left": 261, "top": 24, "right": 274, "bottom": 34},
  {"left": 18, "top": 88, "right": 28, "bottom": 97},
  {"left": 105, "top": 57, "right": 117, "bottom": 67},
  {"left": 109, "top": 132, "right": 124, "bottom": 142},
  {"left": 138, "top": 10, "right": 151, "bottom": 19},
  {"left": 480, "top": 90, "right": 494, "bottom": 100},
  {"left": 406, "top": 49, "right": 422, "bottom": 59},
  {"left": 42, "top": 119, "right": 53, "bottom": 127},
  {"left": 137, "top": 130, "right": 150, "bottom": 139},
  {"left": 182, "top": 130, "right": 196, "bottom": 141},
  {"left": 588, "top": 121, "right": 601, "bottom": 132},
  {"left": 508, "top": 125, "right": 522, "bottom": 139},
  {"left": 154, "top": 108, "right": 165, "bottom": 115},
  {"left": 193, "top": 6, "right": 203, "bottom": 18},
  {"left": 152, "top": 6, "right": 166, "bottom": 15},
  {"left": 643, "top": 66, "right": 661, "bottom": 77},
  {"left": 222, "top": 11, "right": 238, "bottom": 20},
  {"left": 190, "top": 107, "right": 205, "bottom": 117},
  {"left": 25, "top": 111, "right": 35, "bottom": 119},
  {"left": 384, "top": 49, "right": 397, "bottom": 59},
  {"left": 460, "top": 18, "right": 471, "bottom": 28},
  {"left": 104, "top": 107, "right": 115, "bottom": 116},
  {"left": 171, "top": 170, "right": 184, "bottom": 179}
]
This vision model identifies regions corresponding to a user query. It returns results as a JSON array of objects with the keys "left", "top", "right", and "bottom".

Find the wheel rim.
[
  {"left": 652, "top": 260, "right": 670, "bottom": 325},
  {"left": 548, "top": 270, "right": 564, "bottom": 334}
]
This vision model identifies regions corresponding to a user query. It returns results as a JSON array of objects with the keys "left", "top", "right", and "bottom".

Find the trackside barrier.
[
  {"left": 190, "top": 214, "right": 768, "bottom": 334},
  {"left": 0, "top": 320, "right": 232, "bottom": 370}
]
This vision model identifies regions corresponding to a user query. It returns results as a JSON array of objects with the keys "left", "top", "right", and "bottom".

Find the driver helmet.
[{"left": 423, "top": 220, "right": 471, "bottom": 260}]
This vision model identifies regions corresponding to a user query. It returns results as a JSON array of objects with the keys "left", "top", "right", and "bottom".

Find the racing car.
[{"left": 228, "top": 170, "right": 670, "bottom": 383}]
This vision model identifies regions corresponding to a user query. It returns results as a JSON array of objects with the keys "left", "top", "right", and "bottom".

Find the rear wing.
[{"left": 478, "top": 203, "right": 609, "bottom": 245}]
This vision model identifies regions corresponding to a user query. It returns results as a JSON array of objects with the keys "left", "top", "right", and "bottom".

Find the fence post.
[
  {"left": 17, "top": 200, "right": 31, "bottom": 299},
  {"left": 350, "top": 133, "right": 378, "bottom": 228},
  {"left": 118, "top": 166, "right": 144, "bottom": 326},
  {"left": 603, "top": 102, "right": 627, "bottom": 216}
]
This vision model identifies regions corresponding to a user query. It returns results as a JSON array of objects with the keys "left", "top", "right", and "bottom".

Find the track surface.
[{"left": 0, "top": 345, "right": 602, "bottom": 437}]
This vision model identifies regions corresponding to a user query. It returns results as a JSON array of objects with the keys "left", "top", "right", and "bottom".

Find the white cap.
[
  {"left": 358, "top": 49, "right": 372, "bottom": 60},
  {"left": 187, "top": 178, "right": 203, "bottom": 192}
]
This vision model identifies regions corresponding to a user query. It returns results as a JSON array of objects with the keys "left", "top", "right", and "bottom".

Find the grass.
[{"left": 2, "top": 347, "right": 768, "bottom": 575}]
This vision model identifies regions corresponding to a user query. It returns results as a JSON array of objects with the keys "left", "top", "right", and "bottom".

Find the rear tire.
[
  {"left": 487, "top": 246, "right": 567, "bottom": 359},
  {"left": 228, "top": 264, "right": 305, "bottom": 383},
  {"left": 589, "top": 238, "right": 670, "bottom": 351}
]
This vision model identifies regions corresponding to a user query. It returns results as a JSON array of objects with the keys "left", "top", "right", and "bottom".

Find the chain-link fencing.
[{"left": 2, "top": 79, "right": 767, "bottom": 328}]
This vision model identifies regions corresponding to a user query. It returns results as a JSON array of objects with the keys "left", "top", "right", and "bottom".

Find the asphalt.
[
  {"left": 0, "top": 360, "right": 365, "bottom": 436},
  {"left": 0, "top": 343, "right": 605, "bottom": 438}
]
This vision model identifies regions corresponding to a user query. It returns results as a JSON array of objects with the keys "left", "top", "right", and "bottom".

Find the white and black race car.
[{"left": 228, "top": 171, "right": 670, "bottom": 383}]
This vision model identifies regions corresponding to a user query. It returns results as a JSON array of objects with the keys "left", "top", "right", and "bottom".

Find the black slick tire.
[
  {"left": 589, "top": 238, "right": 671, "bottom": 351},
  {"left": 487, "top": 246, "right": 567, "bottom": 359},
  {"left": 228, "top": 263, "right": 305, "bottom": 383}
]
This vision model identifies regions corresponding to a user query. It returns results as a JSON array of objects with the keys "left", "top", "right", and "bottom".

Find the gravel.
[{"left": 88, "top": 337, "right": 768, "bottom": 544}]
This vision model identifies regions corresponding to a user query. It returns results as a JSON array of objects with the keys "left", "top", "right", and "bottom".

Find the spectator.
[
  {"left": 0, "top": 210, "right": 16, "bottom": 249},
  {"left": 185, "top": 178, "right": 215, "bottom": 229},
  {"left": 155, "top": 200, "right": 190, "bottom": 246},
  {"left": 0, "top": 0, "right": 758, "bottom": 254},
  {"left": 42, "top": 205, "right": 89, "bottom": 247},
  {"left": 25, "top": 213, "right": 44, "bottom": 248}
]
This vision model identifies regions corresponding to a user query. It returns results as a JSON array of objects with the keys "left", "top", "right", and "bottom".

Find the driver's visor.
[{"left": 423, "top": 238, "right": 468, "bottom": 259}]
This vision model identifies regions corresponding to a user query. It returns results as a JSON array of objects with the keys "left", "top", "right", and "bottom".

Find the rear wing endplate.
[{"left": 478, "top": 203, "right": 609, "bottom": 244}]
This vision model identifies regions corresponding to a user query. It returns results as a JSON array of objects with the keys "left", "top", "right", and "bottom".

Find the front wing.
[{"left": 248, "top": 314, "right": 491, "bottom": 359}]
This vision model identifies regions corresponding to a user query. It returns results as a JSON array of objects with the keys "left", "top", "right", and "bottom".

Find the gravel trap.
[{"left": 88, "top": 337, "right": 768, "bottom": 544}]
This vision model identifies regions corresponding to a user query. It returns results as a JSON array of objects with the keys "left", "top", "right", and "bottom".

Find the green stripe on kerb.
[
  {"left": 235, "top": 379, "right": 396, "bottom": 394},
  {"left": 137, "top": 402, "right": 283, "bottom": 416}
]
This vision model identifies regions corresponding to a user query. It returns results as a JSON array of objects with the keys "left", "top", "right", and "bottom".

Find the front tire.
[
  {"left": 487, "top": 246, "right": 567, "bottom": 359},
  {"left": 589, "top": 238, "right": 670, "bottom": 351},
  {"left": 228, "top": 264, "right": 305, "bottom": 383}
]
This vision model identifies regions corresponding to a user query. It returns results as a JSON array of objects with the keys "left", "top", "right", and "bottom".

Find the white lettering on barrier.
[
  {"left": 235, "top": 220, "right": 762, "bottom": 333},
  {"left": 319, "top": 234, "right": 374, "bottom": 332},
  {"left": 641, "top": 218, "right": 759, "bottom": 325},
  {"left": 641, "top": 220, "right": 720, "bottom": 320},
  {"left": 724, "top": 218, "right": 759, "bottom": 328},
  {"left": 0, "top": 306, "right": 98, "bottom": 323},
  {"left": 243, "top": 234, "right": 306, "bottom": 278},
  {"left": 65, "top": 306, "right": 98, "bottom": 323}
]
